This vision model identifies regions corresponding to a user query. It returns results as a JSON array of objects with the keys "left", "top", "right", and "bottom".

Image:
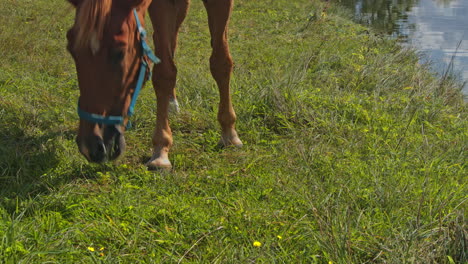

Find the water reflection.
[
  {"left": 338, "top": 0, "right": 468, "bottom": 94},
  {"left": 338, "top": 0, "right": 418, "bottom": 39}
]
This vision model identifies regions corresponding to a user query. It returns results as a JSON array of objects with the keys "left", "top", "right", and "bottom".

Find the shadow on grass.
[{"left": 0, "top": 108, "right": 75, "bottom": 213}]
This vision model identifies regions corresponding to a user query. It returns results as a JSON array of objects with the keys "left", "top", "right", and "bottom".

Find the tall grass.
[{"left": 0, "top": 0, "right": 466, "bottom": 263}]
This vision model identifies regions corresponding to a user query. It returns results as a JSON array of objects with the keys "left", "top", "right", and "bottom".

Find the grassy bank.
[{"left": 0, "top": 0, "right": 466, "bottom": 263}]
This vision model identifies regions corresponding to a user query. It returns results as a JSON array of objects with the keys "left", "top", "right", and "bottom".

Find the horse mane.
[{"left": 74, "top": 0, "right": 112, "bottom": 52}]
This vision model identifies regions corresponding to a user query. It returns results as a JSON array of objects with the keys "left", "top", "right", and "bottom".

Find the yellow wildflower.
[
  {"left": 253, "top": 241, "right": 262, "bottom": 247},
  {"left": 87, "top": 247, "right": 95, "bottom": 252}
]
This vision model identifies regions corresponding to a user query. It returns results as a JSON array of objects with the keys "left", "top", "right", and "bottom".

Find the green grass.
[{"left": 0, "top": 0, "right": 466, "bottom": 263}]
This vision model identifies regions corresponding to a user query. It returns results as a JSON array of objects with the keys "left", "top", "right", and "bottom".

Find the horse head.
[{"left": 67, "top": 0, "right": 153, "bottom": 163}]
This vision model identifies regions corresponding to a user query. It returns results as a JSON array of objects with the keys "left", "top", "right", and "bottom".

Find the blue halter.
[{"left": 77, "top": 9, "right": 160, "bottom": 127}]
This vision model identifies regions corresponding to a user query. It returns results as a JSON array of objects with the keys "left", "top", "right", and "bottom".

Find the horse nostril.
[
  {"left": 97, "top": 142, "right": 105, "bottom": 153},
  {"left": 89, "top": 137, "right": 107, "bottom": 163},
  {"left": 104, "top": 125, "right": 126, "bottom": 160},
  {"left": 110, "top": 132, "right": 125, "bottom": 160}
]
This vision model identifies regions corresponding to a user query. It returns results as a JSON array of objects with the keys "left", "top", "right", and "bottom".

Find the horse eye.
[{"left": 109, "top": 49, "right": 125, "bottom": 64}]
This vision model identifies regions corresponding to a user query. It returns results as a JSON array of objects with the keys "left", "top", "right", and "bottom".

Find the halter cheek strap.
[{"left": 77, "top": 9, "right": 160, "bottom": 128}]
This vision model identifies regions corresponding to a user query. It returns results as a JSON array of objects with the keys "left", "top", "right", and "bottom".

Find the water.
[{"left": 339, "top": 0, "right": 468, "bottom": 95}]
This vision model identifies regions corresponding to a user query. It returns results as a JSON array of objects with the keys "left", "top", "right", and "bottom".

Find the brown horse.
[{"left": 66, "top": 0, "right": 242, "bottom": 169}]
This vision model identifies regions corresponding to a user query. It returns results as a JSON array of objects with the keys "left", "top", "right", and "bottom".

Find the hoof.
[
  {"left": 146, "top": 159, "right": 172, "bottom": 171},
  {"left": 219, "top": 128, "right": 243, "bottom": 148},
  {"left": 169, "top": 98, "right": 180, "bottom": 114},
  {"left": 146, "top": 152, "right": 172, "bottom": 170},
  {"left": 218, "top": 136, "right": 243, "bottom": 148}
]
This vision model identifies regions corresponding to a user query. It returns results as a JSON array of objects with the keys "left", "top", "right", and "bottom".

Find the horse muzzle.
[{"left": 77, "top": 125, "right": 126, "bottom": 163}]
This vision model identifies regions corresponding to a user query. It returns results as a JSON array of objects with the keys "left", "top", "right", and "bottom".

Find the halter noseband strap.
[{"left": 77, "top": 9, "right": 160, "bottom": 127}]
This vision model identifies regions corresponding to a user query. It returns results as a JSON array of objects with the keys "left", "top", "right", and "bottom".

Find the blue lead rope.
[
  {"left": 127, "top": 9, "right": 160, "bottom": 117},
  {"left": 77, "top": 9, "right": 160, "bottom": 128}
]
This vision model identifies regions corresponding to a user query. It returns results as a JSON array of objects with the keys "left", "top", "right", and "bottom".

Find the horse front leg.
[
  {"left": 146, "top": 0, "right": 189, "bottom": 169},
  {"left": 204, "top": 0, "right": 242, "bottom": 147},
  {"left": 147, "top": 60, "right": 174, "bottom": 169}
]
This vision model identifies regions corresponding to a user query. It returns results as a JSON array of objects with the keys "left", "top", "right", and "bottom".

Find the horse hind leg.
[
  {"left": 168, "top": 0, "right": 190, "bottom": 114},
  {"left": 203, "top": 0, "right": 242, "bottom": 147}
]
